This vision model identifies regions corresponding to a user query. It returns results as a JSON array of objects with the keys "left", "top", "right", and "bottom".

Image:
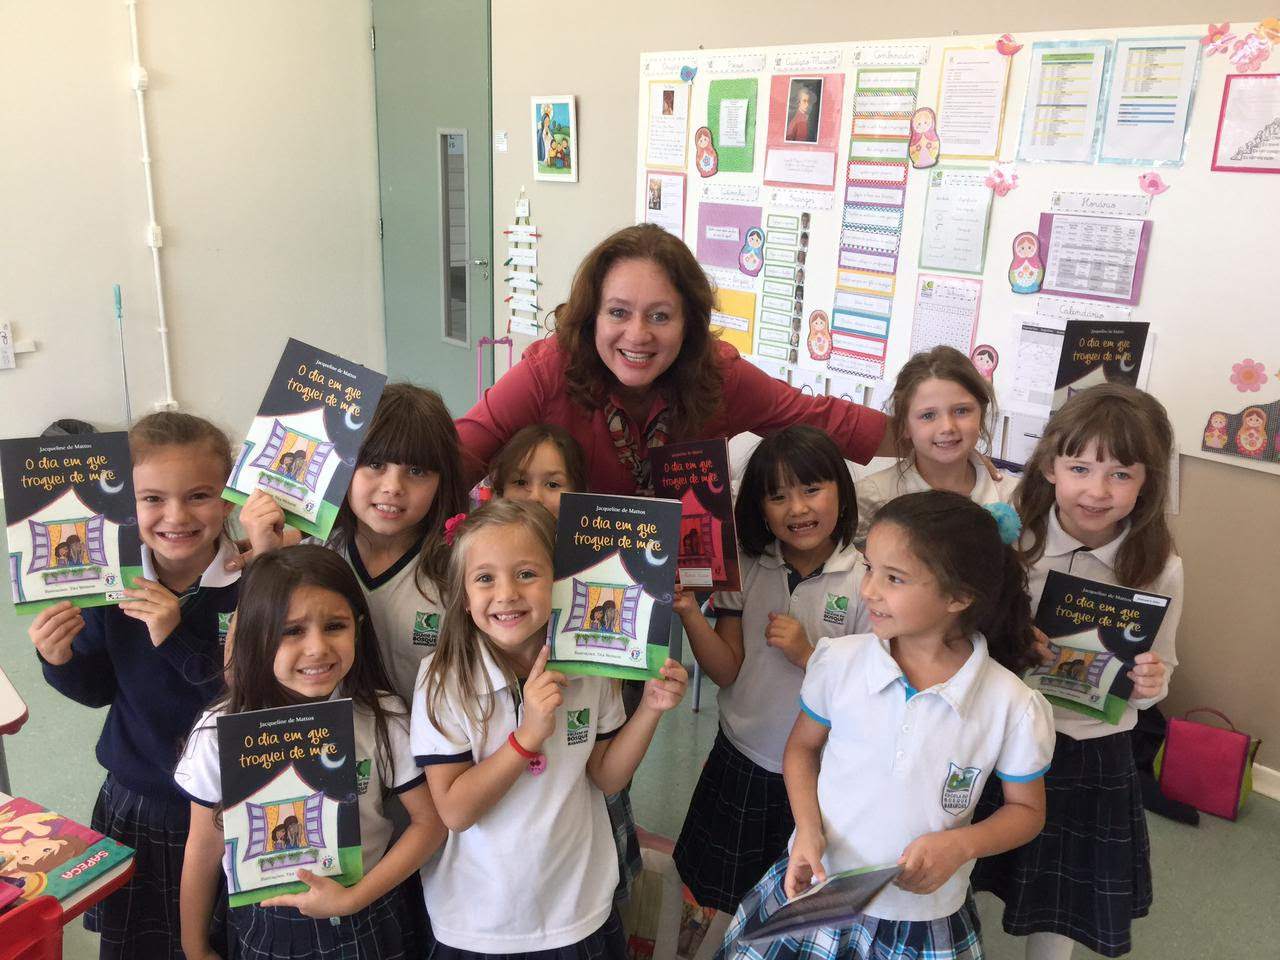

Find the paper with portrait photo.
[
  {"left": 647, "top": 81, "right": 691, "bottom": 169},
  {"left": 764, "top": 73, "right": 845, "bottom": 190},
  {"left": 644, "top": 171, "right": 686, "bottom": 236}
]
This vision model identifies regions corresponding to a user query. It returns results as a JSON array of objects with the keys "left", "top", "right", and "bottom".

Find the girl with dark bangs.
[
  {"left": 456, "top": 224, "right": 893, "bottom": 497},
  {"left": 670, "top": 425, "right": 870, "bottom": 913},
  {"left": 241, "top": 383, "right": 467, "bottom": 703},
  {"left": 176, "top": 545, "right": 444, "bottom": 960},
  {"left": 972, "top": 385, "right": 1182, "bottom": 960}
]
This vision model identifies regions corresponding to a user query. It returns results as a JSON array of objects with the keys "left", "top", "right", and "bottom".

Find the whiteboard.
[{"left": 636, "top": 23, "right": 1280, "bottom": 477}]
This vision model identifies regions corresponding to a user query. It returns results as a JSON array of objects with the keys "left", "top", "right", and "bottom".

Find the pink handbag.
[{"left": 1157, "top": 707, "right": 1262, "bottom": 821}]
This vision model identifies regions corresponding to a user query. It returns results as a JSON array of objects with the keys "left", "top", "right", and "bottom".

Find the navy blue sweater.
[{"left": 40, "top": 582, "right": 239, "bottom": 802}]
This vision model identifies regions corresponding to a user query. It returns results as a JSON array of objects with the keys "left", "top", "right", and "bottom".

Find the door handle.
[{"left": 471, "top": 259, "right": 489, "bottom": 267}]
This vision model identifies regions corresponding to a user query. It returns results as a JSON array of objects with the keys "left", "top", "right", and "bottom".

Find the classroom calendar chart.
[{"left": 909, "top": 275, "right": 982, "bottom": 357}]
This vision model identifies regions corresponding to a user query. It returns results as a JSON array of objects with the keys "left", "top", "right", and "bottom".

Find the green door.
[{"left": 372, "top": 0, "right": 493, "bottom": 414}]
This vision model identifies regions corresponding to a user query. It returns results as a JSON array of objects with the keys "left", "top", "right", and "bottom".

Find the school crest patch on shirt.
[
  {"left": 413, "top": 611, "right": 440, "bottom": 648},
  {"left": 823, "top": 593, "right": 849, "bottom": 625},
  {"left": 566, "top": 708, "right": 590, "bottom": 746},
  {"left": 217, "top": 612, "right": 233, "bottom": 645},
  {"left": 941, "top": 762, "right": 981, "bottom": 815},
  {"left": 355, "top": 757, "right": 372, "bottom": 796}
]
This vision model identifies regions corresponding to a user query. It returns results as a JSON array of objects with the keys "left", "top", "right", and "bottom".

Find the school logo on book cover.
[
  {"left": 941, "top": 762, "right": 981, "bottom": 815},
  {"left": 355, "top": 758, "right": 372, "bottom": 796},
  {"left": 566, "top": 708, "right": 590, "bottom": 746},
  {"left": 823, "top": 593, "right": 849, "bottom": 625},
  {"left": 413, "top": 612, "right": 440, "bottom": 648},
  {"left": 217, "top": 612, "right": 233, "bottom": 645}
]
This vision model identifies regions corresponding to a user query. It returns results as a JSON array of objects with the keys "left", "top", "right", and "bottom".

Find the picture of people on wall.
[{"left": 784, "top": 78, "right": 822, "bottom": 143}]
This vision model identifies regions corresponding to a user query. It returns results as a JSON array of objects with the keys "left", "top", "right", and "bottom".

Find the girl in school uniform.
[
  {"left": 855, "top": 345, "right": 1017, "bottom": 545},
  {"left": 719, "top": 491, "right": 1055, "bottom": 960},
  {"left": 175, "top": 545, "right": 445, "bottom": 960},
  {"left": 488, "top": 424, "right": 645, "bottom": 908},
  {"left": 240, "top": 382, "right": 468, "bottom": 704},
  {"left": 30, "top": 412, "right": 242, "bottom": 960},
  {"left": 971, "top": 385, "right": 1182, "bottom": 960},
  {"left": 411, "top": 499, "right": 688, "bottom": 958},
  {"left": 671, "top": 424, "right": 869, "bottom": 914}
]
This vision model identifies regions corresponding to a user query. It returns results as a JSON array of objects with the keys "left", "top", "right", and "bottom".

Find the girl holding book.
[
  {"left": 175, "top": 545, "right": 444, "bottom": 960},
  {"left": 671, "top": 425, "right": 869, "bottom": 914},
  {"left": 411, "top": 499, "right": 687, "bottom": 958},
  {"left": 972, "top": 385, "right": 1182, "bottom": 960},
  {"left": 239, "top": 383, "right": 468, "bottom": 704},
  {"left": 720, "top": 492, "right": 1054, "bottom": 960}
]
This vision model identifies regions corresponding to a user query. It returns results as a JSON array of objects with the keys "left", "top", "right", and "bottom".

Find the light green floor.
[{"left": 3, "top": 536, "right": 1277, "bottom": 958}]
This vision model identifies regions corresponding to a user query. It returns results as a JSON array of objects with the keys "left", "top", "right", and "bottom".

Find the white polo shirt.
[
  {"left": 1027, "top": 510, "right": 1183, "bottom": 740},
  {"left": 320, "top": 533, "right": 446, "bottom": 707},
  {"left": 410, "top": 649, "right": 625, "bottom": 953},
  {"left": 712, "top": 540, "right": 869, "bottom": 773},
  {"left": 799, "top": 633, "right": 1054, "bottom": 922},
  {"left": 854, "top": 452, "right": 1018, "bottom": 545},
  {"left": 174, "top": 692, "right": 423, "bottom": 878}
]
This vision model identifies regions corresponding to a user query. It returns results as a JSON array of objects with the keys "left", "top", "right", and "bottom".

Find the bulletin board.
[{"left": 635, "top": 21, "right": 1280, "bottom": 476}]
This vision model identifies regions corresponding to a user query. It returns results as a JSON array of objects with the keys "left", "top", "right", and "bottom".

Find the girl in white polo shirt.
[
  {"left": 855, "top": 346, "right": 1016, "bottom": 546},
  {"left": 719, "top": 492, "right": 1055, "bottom": 960},
  {"left": 411, "top": 500, "right": 688, "bottom": 959},
  {"left": 672, "top": 424, "right": 868, "bottom": 914},
  {"left": 972, "top": 386, "right": 1181, "bottom": 960}
]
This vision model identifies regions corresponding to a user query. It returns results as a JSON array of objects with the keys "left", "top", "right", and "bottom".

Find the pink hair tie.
[{"left": 443, "top": 512, "right": 468, "bottom": 546}]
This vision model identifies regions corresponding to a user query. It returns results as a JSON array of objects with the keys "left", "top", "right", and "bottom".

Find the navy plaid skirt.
[
  {"left": 86, "top": 775, "right": 229, "bottom": 960},
  {"left": 674, "top": 728, "right": 794, "bottom": 914},
  {"left": 717, "top": 858, "right": 984, "bottom": 960},
  {"left": 605, "top": 787, "right": 642, "bottom": 906},
  {"left": 429, "top": 906, "right": 626, "bottom": 960},
  {"left": 970, "top": 731, "right": 1152, "bottom": 958},
  {"left": 232, "top": 885, "right": 417, "bottom": 960}
]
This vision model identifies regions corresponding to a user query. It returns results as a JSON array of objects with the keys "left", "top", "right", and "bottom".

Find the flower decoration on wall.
[
  {"left": 1256, "top": 17, "right": 1280, "bottom": 44},
  {"left": 985, "top": 163, "right": 1019, "bottom": 197},
  {"left": 1230, "top": 32, "right": 1272, "bottom": 72},
  {"left": 1200, "top": 23, "right": 1237, "bottom": 56},
  {"left": 1229, "top": 358, "right": 1269, "bottom": 392}
]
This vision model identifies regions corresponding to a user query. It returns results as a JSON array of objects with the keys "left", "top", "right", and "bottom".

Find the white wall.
[{"left": 0, "top": 0, "right": 385, "bottom": 439}]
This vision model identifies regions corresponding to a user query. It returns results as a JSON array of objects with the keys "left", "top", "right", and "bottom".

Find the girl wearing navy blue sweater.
[{"left": 30, "top": 412, "right": 241, "bottom": 960}]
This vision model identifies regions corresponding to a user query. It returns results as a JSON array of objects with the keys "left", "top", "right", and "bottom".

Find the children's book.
[
  {"left": 1, "top": 433, "right": 142, "bottom": 615},
  {"left": 1051, "top": 320, "right": 1149, "bottom": 412},
  {"left": 223, "top": 339, "right": 387, "bottom": 539},
  {"left": 649, "top": 439, "right": 741, "bottom": 592},
  {"left": 216, "top": 699, "right": 362, "bottom": 907},
  {"left": 0, "top": 796, "right": 135, "bottom": 905},
  {"left": 737, "top": 864, "right": 902, "bottom": 946},
  {"left": 1026, "top": 570, "right": 1171, "bottom": 724},
  {"left": 548, "top": 492, "right": 682, "bottom": 681}
]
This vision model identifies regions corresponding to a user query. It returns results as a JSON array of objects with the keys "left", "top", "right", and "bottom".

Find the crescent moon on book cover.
[
  {"left": 643, "top": 541, "right": 670, "bottom": 566},
  {"left": 344, "top": 409, "right": 363, "bottom": 431},
  {"left": 319, "top": 749, "right": 346, "bottom": 770},
  {"left": 706, "top": 476, "right": 725, "bottom": 494},
  {"left": 99, "top": 475, "right": 125, "bottom": 494},
  {"left": 1121, "top": 623, "right": 1145, "bottom": 643},
  {"left": 1119, "top": 353, "right": 1136, "bottom": 373}
]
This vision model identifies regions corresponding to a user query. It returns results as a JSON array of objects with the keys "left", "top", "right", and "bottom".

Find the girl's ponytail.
[{"left": 982, "top": 542, "right": 1037, "bottom": 674}]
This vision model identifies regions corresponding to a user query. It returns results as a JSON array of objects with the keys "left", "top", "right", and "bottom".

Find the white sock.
[{"left": 1026, "top": 931, "right": 1074, "bottom": 960}]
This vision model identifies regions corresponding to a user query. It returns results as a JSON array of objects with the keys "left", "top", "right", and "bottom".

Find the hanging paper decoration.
[
  {"left": 908, "top": 107, "right": 940, "bottom": 168},
  {"left": 1008, "top": 231, "right": 1044, "bottom": 294},
  {"left": 1229, "top": 357, "right": 1269, "bottom": 392},
  {"left": 1137, "top": 171, "right": 1169, "bottom": 194},
  {"left": 995, "top": 34, "right": 1024, "bottom": 56},
  {"left": 680, "top": 65, "right": 697, "bottom": 83},
  {"left": 1200, "top": 23, "right": 1237, "bottom": 55},
  {"left": 1201, "top": 399, "right": 1280, "bottom": 461},
  {"left": 985, "top": 164, "right": 1019, "bottom": 197},
  {"left": 1230, "top": 32, "right": 1271, "bottom": 71}
]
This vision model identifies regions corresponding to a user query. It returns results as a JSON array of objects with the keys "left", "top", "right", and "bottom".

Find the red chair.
[{"left": 0, "top": 895, "right": 64, "bottom": 960}]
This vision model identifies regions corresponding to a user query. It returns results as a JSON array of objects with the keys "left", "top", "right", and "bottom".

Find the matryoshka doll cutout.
[
  {"left": 806, "top": 310, "right": 832, "bottom": 361},
  {"left": 908, "top": 107, "right": 940, "bottom": 169},
  {"left": 970, "top": 344, "right": 998, "bottom": 382},
  {"left": 739, "top": 227, "right": 765, "bottom": 277},
  {"left": 1009, "top": 231, "right": 1044, "bottom": 295},
  {"left": 1202, "top": 412, "right": 1229, "bottom": 449},
  {"left": 1235, "top": 406, "right": 1268, "bottom": 458},
  {"left": 694, "top": 126, "right": 719, "bottom": 178}
]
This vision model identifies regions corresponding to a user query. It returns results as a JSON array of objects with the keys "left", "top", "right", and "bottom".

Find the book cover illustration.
[
  {"left": 224, "top": 339, "right": 387, "bottom": 539},
  {"left": 1, "top": 432, "right": 142, "bottom": 615},
  {"left": 1026, "top": 570, "right": 1171, "bottom": 725},
  {"left": 737, "top": 864, "right": 901, "bottom": 946},
  {"left": 0, "top": 796, "right": 135, "bottom": 905},
  {"left": 649, "top": 439, "right": 742, "bottom": 592},
  {"left": 216, "top": 699, "right": 362, "bottom": 907},
  {"left": 548, "top": 492, "right": 682, "bottom": 681},
  {"left": 1051, "top": 321, "right": 1149, "bottom": 412}
]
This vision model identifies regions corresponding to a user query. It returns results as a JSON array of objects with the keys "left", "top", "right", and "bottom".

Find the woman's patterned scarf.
[{"left": 604, "top": 398, "right": 672, "bottom": 495}]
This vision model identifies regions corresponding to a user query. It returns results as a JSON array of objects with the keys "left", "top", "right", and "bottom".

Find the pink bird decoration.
[
  {"left": 995, "top": 34, "right": 1023, "bottom": 56},
  {"left": 1137, "top": 172, "right": 1169, "bottom": 195}
]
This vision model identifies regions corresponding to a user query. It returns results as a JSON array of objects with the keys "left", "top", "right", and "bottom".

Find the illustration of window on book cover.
[
  {"left": 1025, "top": 630, "right": 1122, "bottom": 711},
  {"left": 560, "top": 580, "right": 646, "bottom": 652},
  {"left": 9, "top": 496, "right": 119, "bottom": 606},
  {"left": 678, "top": 489, "right": 728, "bottom": 586},
  {"left": 228, "top": 409, "right": 339, "bottom": 524},
  {"left": 221, "top": 764, "right": 343, "bottom": 895}
]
